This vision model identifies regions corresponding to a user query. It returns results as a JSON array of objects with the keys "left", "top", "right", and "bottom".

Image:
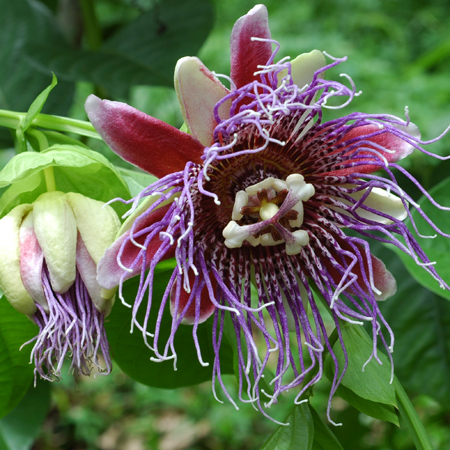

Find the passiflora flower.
[
  {"left": 0, "top": 191, "right": 120, "bottom": 380},
  {"left": 85, "top": 5, "right": 449, "bottom": 420}
]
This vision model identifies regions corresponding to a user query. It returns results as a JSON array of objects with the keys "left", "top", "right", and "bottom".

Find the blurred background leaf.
[{"left": 0, "top": 379, "right": 51, "bottom": 450}]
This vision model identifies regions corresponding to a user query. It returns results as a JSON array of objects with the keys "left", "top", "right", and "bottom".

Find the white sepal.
[
  {"left": 33, "top": 191, "right": 77, "bottom": 294},
  {"left": 0, "top": 204, "right": 36, "bottom": 315},
  {"left": 65, "top": 192, "right": 120, "bottom": 265}
]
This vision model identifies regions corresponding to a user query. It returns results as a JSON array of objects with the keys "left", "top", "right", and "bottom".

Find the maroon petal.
[
  {"left": 85, "top": 95, "right": 205, "bottom": 178},
  {"left": 97, "top": 205, "right": 175, "bottom": 290},
  {"left": 322, "top": 235, "right": 396, "bottom": 301},
  {"left": 230, "top": 5, "right": 272, "bottom": 89},
  {"left": 170, "top": 271, "right": 215, "bottom": 325},
  {"left": 322, "top": 123, "right": 419, "bottom": 177}
]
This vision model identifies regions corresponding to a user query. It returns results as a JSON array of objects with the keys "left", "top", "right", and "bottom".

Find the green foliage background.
[{"left": 1, "top": 0, "right": 450, "bottom": 449}]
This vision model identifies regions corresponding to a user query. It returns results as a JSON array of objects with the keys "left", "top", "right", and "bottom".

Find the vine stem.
[
  {"left": 394, "top": 377, "right": 434, "bottom": 450},
  {"left": 0, "top": 110, "right": 100, "bottom": 139}
]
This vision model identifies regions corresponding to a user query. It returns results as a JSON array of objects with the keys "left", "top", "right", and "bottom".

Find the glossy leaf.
[
  {"left": 22, "top": 74, "right": 58, "bottom": 132},
  {"left": 0, "top": 297, "right": 38, "bottom": 420},
  {"left": 377, "top": 244, "right": 450, "bottom": 410},
  {"left": 331, "top": 383, "right": 399, "bottom": 426},
  {"left": 27, "top": 0, "right": 214, "bottom": 97},
  {"left": 309, "top": 405, "right": 344, "bottom": 450},
  {"left": 260, "top": 403, "right": 314, "bottom": 450},
  {"left": 327, "top": 323, "right": 397, "bottom": 407},
  {"left": 0, "top": 145, "right": 130, "bottom": 217},
  {"left": 117, "top": 167, "right": 158, "bottom": 198},
  {"left": 393, "top": 176, "right": 450, "bottom": 301},
  {"left": 0, "top": 379, "right": 51, "bottom": 450},
  {"left": 0, "top": 0, "right": 74, "bottom": 147},
  {"left": 105, "top": 267, "right": 234, "bottom": 389}
]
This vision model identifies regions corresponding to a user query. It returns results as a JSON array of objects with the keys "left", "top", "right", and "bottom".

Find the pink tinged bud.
[
  {"left": 0, "top": 204, "right": 36, "bottom": 315},
  {"left": 230, "top": 4, "right": 272, "bottom": 88},
  {"left": 19, "top": 212, "right": 48, "bottom": 312},
  {"left": 32, "top": 192, "right": 77, "bottom": 294},
  {"left": 175, "top": 57, "right": 231, "bottom": 147},
  {"left": 76, "top": 235, "right": 113, "bottom": 315},
  {"left": 65, "top": 193, "right": 121, "bottom": 265}
]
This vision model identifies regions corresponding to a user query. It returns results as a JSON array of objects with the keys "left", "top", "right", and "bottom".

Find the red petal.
[
  {"left": 321, "top": 235, "right": 396, "bottom": 301},
  {"left": 322, "top": 123, "right": 419, "bottom": 177},
  {"left": 85, "top": 95, "right": 204, "bottom": 178},
  {"left": 97, "top": 205, "right": 175, "bottom": 289},
  {"left": 170, "top": 270, "right": 215, "bottom": 325},
  {"left": 230, "top": 5, "right": 272, "bottom": 89}
]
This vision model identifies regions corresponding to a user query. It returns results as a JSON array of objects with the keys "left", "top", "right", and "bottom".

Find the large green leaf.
[
  {"left": 377, "top": 244, "right": 450, "bottom": 410},
  {"left": 393, "top": 176, "right": 450, "bottom": 301},
  {"left": 328, "top": 323, "right": 397, "bottom": 407},
  {"left": 0, "top": 0, "right": 74, "bottom": 147},
  {"left": 0, "top": 379, "right": 51, "bottom": 450},
  {"left": 0, "top": 145, "right": 130, "bottom": 217},
  {"left": 27, "top": 0, "right": 214, "bottom": 97},
  {"left": 0, "top": 298, "right": 38, "bottom": 420},
  {"left": 309, "top": 405, "right": 344, "bottom": 450},
  {"left": 260, "top": 403, "right": 314, "bottom": 450},
  {"left": 105, "top": 267, "right": 234, "bottom": 389}
]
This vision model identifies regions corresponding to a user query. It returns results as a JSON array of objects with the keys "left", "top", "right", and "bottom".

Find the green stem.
[
  {"left": 43, "top": 167, "right": 56, "bottom": 192},
  {"left": 79, "top": 0, "right": 102, "bottom": 50},
  {"left": 26, "top": 128, "right": 49, "bottom": 151},
  {"left": 394, "top": 377, "right": 434, "bottom": 450},
  {"left": 0, "top": 109, "right": 100, "bottom": 139}
]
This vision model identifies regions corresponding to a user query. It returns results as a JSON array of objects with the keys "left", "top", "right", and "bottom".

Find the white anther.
[
  {"left": 286, "top": 174, "right": 315, "bottom": 202},
  {"left": 272, "top": 178, "right": 287, "bottom": 192},
  {"left": 245, "top": 177, "right": 275, "bottom": 195},
  {"left": 285, "top": 230, "right": 309, "bottom": 255},
  {"left": 246, "top": 235, "right": 261, "bottom": 246},
  {"left": 223, "top": 221, "right": 249, "bottom": 248},
  {"left": 232, "top": 190, "right": 248, "bottom": 220},
  {"left": 259, "top": 203, "right": 279, "bottom": 221},
  {"left": 260, "top": 233, "right": 283, "bottom": 247},
  {"left": 289, "top": 201, "right": 304, "bottom": 228}
]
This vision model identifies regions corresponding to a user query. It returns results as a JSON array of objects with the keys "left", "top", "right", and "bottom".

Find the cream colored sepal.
[
  {"left": 278, "top": 50, "right": 326, "bottom": 89},
  {"left": 0, "top": 204, "right": 36, "bottom": 315},
  {"left": 65, "top": 193, "right": 120, "bottom": 265},
  {"left": 32, "top": 191, "right": 77, "bottom": 294}
]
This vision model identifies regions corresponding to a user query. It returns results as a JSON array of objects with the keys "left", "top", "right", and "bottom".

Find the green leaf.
[
  {"left": 22, "top": 73, "right": 57, "bottom": 132},
  {"left": 260, "top": 403, "right": 314, "bottom": 450},
  {"left": 0, "top": 145, "right": 130, "bottom": 217},
  {"left": 327, "top": 323, "right": 397, "bottom": 407},
  {"left": 377, "top": 244, "right": 450, "bottom": 410},
  {"left": 0, "top": 298, "right": 38, "bottom": 420},
  {"left": 27, "top": 0, "right": 214, "bottom": 96},
  {"left": 0, "top": 0, "right": 74, "bottom": 148},
  {"left": 332, "top": 383, "right": 399, "bottom": 426},
  {"left": 309, "top": 405, "right": 344, "bottom": 450},
  {"left": 117, "top": 167, "right": 158, "bottom": 198},
  {"left": 0, "top": 379, "right": 51, "bottom": 450},
  {"left": 105, "top": 269, "right": 234, "bottom": 389},
  {"left": 392, "top": 176, "right": 450, "bottom": 301}
]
